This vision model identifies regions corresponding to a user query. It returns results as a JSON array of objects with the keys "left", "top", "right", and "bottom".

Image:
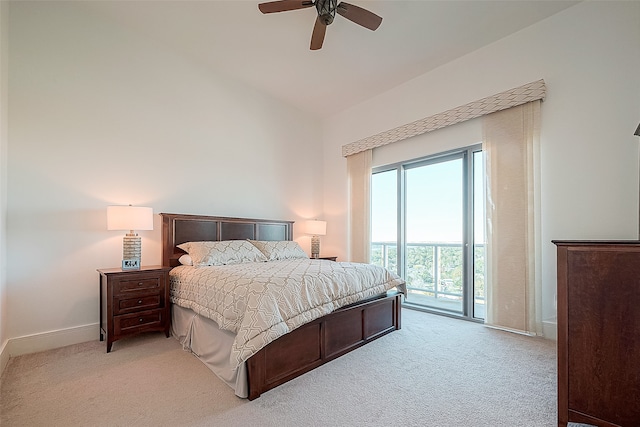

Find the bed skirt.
[{"left": 171, "top": 304, "right": 249, "bottom": 398}]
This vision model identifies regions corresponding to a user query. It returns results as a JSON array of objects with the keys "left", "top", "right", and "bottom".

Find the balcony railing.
[{"left": 371, "top": 241, "right": 485, "bottom": 317}]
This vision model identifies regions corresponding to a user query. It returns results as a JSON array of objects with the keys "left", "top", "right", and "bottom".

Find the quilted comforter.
[{"left": 170, "top": 258, "right": 405, "bottom": 368}]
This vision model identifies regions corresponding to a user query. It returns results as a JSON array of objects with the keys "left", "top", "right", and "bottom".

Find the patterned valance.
[{"left": 342, "top": 79, "right": 546, "bottom": 157}]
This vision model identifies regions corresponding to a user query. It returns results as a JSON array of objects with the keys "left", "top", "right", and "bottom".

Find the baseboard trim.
[
  {"left": 484, "top": 320, "right": 557, "bottom": 341},
  {"left": 484, "top": 323, "right": 537, "bottom": 337},
  {"left": 5, "top": 323, "right": 99, "bottom": 359},
  {"left": 542, "top": 319, "right": 557, "bottom": 341},
  {"left": 0, "top": 338, "right": 9, "bottom": 377}
]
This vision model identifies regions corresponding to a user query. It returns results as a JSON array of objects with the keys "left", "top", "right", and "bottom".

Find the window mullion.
[{"left": 398, "top": 166, "right": 405, "bottom": 278}]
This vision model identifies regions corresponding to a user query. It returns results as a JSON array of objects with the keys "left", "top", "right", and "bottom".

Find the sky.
[{"left": 371, "top": 153, "right": 485, "bottom": 244}]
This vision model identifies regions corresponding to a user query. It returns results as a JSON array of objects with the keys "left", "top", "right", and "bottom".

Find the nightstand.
[
  {"left": 317, "top": 256, "right": 337, "bottom": 261},
  {"left": 98, "top": 265, "right": 172, "bottom": 352}
]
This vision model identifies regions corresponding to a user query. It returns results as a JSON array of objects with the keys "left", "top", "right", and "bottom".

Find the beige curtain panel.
[
  {"left": 347, "top": 149, "right": 372, "bottom": 263},
  {"left": 483, "top": 100, "right": 542, "bottom": 335}
]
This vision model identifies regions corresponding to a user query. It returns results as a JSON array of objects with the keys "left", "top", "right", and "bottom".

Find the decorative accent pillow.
[
  {"left": 177, "top": 240, "right": 267, "bottom": 267},
  {"left": 178, "top": 254, "right": 193, "bottom": 266},
  {"left": 248, "top": 240, "right": 309, "bottom": 261}
]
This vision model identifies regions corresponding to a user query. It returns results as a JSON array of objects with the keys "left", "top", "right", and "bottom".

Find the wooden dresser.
[
  {"left": 98, "top": 265, "right": 172, "bottom": 352},
  {"left": 554, "top": 241, "right": 640, "bottom": 427}
]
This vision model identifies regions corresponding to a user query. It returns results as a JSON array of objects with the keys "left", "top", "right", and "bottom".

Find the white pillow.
[
  {"left": 177, "top": 240, "right": 267, "bottom": 267},
  {"left": 248, "top": 240, "right": 309, "bottom": 261}
]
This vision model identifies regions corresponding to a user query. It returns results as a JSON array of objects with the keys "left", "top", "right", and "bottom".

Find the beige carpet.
[{"left": 1, "top": 309, "right": 560, "bottom": 427}]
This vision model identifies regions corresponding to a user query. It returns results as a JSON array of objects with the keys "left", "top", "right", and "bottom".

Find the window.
[{"left": 371, "top": 145, "right": 485, "bottom": 320}]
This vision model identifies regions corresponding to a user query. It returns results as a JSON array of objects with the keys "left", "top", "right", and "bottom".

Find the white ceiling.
[{"left": 84, "top": 0, "right": 578, "bottom": 118}]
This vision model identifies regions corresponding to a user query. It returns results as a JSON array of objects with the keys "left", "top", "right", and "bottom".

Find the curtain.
[
  {"left": 347, "top": 149, "right": 372, "bottom": 263},
  {"left": 483, "top": 100, "right": 542, "bottom": 335}
]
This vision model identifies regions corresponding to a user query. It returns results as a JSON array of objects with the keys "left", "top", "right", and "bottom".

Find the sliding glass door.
[
  {"left": 405, "top": 155, "right": 464, "bottom": 314},
  {"left": 371, "top": 170, "right": 398, "bottom": 273},
  {"left": 371, "top": 145, "right": 485, "bottom": 320}
]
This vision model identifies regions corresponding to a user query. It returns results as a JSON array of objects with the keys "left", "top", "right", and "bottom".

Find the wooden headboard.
[{"left": 160, "top": 213, "right": 294, "bottom": 267}]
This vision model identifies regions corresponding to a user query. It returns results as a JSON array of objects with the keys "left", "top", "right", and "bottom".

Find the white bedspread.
[{"left": 170, "top": 259, "right": 405, "bottom": 368}]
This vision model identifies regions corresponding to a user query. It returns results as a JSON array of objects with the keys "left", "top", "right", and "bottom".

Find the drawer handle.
[
  {"left": 139, "top": 318, "right": 144, "bottom": 322},
  {"left": 138, "top": 282, "right": 144, "bottom": 286},
  {"left": 137, "top": 300, "right": 143, "bottom": 304}
]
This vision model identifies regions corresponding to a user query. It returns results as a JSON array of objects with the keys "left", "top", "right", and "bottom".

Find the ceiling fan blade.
[
  {"left": 310, "top": 16, "right": 327, "bottom": 50},
  {"left": 336, "top": 2, "right": 382, "bottom": 31},
  {"left": 258, "top": 0, "right": 314, "bottom": 14}
]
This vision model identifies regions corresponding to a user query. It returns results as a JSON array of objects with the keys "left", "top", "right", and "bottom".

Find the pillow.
[
  {"left": 248, "top": 240, "right": 309, "bottom": 261},
  {"left": 177, "top": 240, "right": 267, "bottom": 267},
  {"left": 178, "top": 254, "right": 193, "bottom": 266}
]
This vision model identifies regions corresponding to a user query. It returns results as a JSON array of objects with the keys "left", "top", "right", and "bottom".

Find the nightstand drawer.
[
  {"left": 114, "top": 294, "right": 161, "bottom": 315},
  {"left": 114, "top": 309, "right": 164, "bottom": 335},
  {"left": 115, "top": 277, "right": 161, "bottom": 294}
]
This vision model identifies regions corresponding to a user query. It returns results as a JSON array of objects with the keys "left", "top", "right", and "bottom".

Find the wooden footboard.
[{"left": 246, "top": 291, "right": 402, "bottom": 400}]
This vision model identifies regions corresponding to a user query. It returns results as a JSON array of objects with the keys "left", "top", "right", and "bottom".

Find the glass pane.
[
  {"left": 371, "top": 170, "right": 397, "bottom": 272},
  {"left": 405, "top": 158, "right": 463, "bottom": 314},
  {"left": 473, "top": 151, "right": 486, "bottom": 320}
]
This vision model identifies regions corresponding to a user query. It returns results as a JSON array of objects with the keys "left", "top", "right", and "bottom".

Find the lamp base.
[
  {"left": 123, "top": 234, "right": 141, "bottom": 269},
  {"left": 311, "top": 235, "right": 320, "bottom": 259}
]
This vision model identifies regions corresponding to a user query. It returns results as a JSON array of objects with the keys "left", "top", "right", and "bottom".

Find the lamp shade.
[
  {"left": 107, "top": 206, "right": 153, "bottom": 231},
  {"left": 635, "top": 122, "right": 640, "bottom": 136},
  {"left": 305, "top": 220, "right": 327, "bottom": 236}
]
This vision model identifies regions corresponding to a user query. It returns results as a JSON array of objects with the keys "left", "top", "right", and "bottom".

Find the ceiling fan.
[{"left": 258, "top": 0, "right": 383, "bottom": 50}]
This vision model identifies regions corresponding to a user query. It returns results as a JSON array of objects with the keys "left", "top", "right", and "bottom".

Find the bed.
[{"left": 161, "top": 213, "right": 404, "bottom": 400}]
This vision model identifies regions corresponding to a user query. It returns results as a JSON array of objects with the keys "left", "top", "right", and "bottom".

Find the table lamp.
[
  {"left": 107, "top": 205, "right": 153, "bottom": 270},
  {"left": 306, "top": 220, "right": 327, "bottom": 259}
]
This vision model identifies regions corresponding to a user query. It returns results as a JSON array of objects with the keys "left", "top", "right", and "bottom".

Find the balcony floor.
[{"left": 404, "top": 290, "right": 485, "bottom": 320}]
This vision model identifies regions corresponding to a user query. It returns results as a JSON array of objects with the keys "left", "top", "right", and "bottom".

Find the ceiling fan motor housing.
[{"left": 316, "top": 0, "right": 338, "bottom": 25}]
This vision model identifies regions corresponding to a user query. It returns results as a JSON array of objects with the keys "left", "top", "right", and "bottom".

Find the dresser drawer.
[
  {"left": 115, "top": 277, "right": 161, "bottom": 294},
  {"left": 114, "top": 294, "right": 161, "bottom": 315},
  {"left": 114, "top": 309, "right": 164, "bottom": 335}
]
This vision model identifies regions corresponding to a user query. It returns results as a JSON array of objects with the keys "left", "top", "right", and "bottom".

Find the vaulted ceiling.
[{"left": 84, "top": 0, "right": 578, "bottom": 118}]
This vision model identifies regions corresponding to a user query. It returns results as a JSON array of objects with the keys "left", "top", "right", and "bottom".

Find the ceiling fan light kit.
[{"left": 258, "top": 0, "right": 382, "bottom": 50}]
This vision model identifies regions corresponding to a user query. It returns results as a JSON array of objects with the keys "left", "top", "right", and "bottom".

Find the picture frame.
[{"left": 122, "top": 259, "right": 140, "bottom": 270}]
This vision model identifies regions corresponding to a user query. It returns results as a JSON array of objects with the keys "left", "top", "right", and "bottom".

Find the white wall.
[
  {"left": 1, "top": 0, "right": 10, "bottom": 372},
  {"left": 5, "top": 2, "right": 322, "bottom": 353},
  {"left": 5, "top": 1, "right": 640, "bottom": 357},
  {"left": 322, "top": 1, "right": 640, "bottom": 330}
]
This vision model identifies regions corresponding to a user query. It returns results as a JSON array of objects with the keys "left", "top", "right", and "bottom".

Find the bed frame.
[{"left": 161, "top": 213, "right": 402, "bottom": 400}]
